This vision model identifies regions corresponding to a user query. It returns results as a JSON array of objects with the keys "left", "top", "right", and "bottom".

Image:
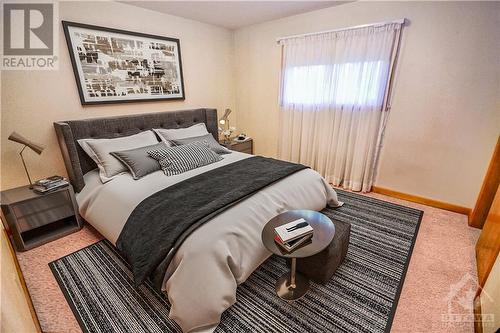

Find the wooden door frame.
[{"left": 469, "top": 136, "right": 500, "bottom": 229}]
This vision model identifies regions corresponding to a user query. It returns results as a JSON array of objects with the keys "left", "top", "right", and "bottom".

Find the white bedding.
[{"left": 77, "top": 152, "right": 341, "bottom": 332}]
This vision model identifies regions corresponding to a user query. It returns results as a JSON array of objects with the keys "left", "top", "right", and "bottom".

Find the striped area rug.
[{"left": 50, "top": 190, "right": 422, "bottom": 333}]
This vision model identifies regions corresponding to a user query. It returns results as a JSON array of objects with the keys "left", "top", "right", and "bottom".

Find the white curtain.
[{"left": 278, "top": 23, "right": 402, "bottom": 192}]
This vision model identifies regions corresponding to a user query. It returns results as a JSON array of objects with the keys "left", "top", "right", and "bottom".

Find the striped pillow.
[
  {"left": 147, "top": 141, "right": 223, "bottom": 176},
  {"left": 170, "top": 134, "right": 232, "bottom": 155}
]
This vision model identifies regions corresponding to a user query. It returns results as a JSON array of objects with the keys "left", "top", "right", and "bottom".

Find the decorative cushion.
[
  {"left": 153, "top": 123, "right": 209, "bottom": 142},
  {"left": 292, "top": 219, "right": 351, "bottom": 284},
  {"left": 170, "top": 134, "right": 231, "bottom": 154},
  {"left": 147, "top": 141, "right": 222, "bottom": 176},
  {"left": 110, "top": 142, "right": 167, "bottom": 180},
  {"left": 78, "top": 131, "right": 158, "bottom": 183}
]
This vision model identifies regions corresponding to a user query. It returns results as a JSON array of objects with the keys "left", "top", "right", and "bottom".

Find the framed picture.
[{"left": 62, "top": 21, "right": 185, "bottom": 105}]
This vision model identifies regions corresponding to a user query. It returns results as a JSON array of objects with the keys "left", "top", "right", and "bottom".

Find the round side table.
[{"left": 261, "top": 210, "right": 335, "bottom": 301}]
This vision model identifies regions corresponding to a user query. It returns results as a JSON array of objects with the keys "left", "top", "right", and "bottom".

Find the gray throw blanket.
[{"left": 116, "top": 156, "right": 308, "bottom": 290}]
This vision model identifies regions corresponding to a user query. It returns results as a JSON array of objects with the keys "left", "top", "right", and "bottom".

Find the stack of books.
[
  {"left": 33, "top": 175, "right": 69, "bottom": 194},
  {"left": 274, "top": 218, "right": 313, "bottom": 252}
]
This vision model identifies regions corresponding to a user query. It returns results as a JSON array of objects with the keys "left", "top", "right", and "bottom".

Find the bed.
[{"left": 54, "top": 108, "right": 341, "bottom": 332}]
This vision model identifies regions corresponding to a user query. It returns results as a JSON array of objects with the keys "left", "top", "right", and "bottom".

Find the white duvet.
[{"left": 77, "top": 152, "right": 341, "bottom": 332}]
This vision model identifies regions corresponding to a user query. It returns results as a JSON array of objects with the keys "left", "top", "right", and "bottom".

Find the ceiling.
[{"left": 123, "top": 1, "right": 348, "bottom": 30}]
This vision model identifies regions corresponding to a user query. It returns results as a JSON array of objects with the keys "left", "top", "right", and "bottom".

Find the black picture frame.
[{"left": 62, "top": 21, "right": 185, "bottom": 105}]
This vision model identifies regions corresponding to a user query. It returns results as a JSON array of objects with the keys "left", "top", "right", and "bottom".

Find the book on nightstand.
[
  {"left": 274, "top": 218, "right": 313, "bottom": 243},
  {"left": 273, "top": 218, "right": 314, "bottom": 252},
  {"left": 274, "top": 233, "right": 313, "bottom": 252},
  {"left": 33, "top": 175, "right": 69, "bottom": 194}
]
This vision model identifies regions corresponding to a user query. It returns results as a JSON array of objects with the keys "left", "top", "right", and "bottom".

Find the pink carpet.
[{"left": 16, "top": 192, "right": 480, "bottom": 333}]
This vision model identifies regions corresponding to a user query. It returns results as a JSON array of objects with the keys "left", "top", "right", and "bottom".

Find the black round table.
[{"left": 261, "top": 210, "right": 335, "bottom": 301}]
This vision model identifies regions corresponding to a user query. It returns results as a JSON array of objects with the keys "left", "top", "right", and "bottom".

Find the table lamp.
[
  {"left": 8, "top": 131, "right": 45, "bottom": 189},
  {"left": 219, "top": 108, "right": 232, "bottom": 128},
  {"left": 219, "top": 109, "right": 234, "bottom": 143}
]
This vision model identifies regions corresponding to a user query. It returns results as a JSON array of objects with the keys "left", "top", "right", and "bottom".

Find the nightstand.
[
  {"left": 0, "top": 184, "right": 82, "bottom": 251},
  {"left": 220, "top": 138, "right": 253, "bottom": 154}
]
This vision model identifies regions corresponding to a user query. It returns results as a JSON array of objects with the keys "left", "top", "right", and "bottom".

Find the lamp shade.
[
  {"left": 220, "top": 108, "right": 232, "bottom": 123},
  {"left": 8, "top": 132, "right": 45, "bottom": 155}
]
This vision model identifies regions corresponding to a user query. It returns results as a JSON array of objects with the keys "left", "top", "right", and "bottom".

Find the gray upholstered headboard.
[{"left": 54, "top": 108, "right": 218, "bottom": 192}]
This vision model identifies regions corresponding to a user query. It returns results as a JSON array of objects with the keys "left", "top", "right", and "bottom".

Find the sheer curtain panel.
[{"left": 278, "top": 23, "right": 403, "bottom": 192}]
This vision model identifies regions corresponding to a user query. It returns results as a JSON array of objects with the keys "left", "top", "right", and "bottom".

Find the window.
[
  {"left": 278, "top": 22, "right": 404, "bottom": 192},
  {"left": 282, "top": 60, "right": 389, "bottom": 107}
]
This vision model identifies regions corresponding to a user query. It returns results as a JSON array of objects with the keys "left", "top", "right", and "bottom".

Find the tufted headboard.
[{"left": 54, "top": 108, "right": 218, "bottom": 192}]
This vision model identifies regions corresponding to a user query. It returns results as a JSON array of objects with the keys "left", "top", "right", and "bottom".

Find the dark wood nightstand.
[
  {"left": 0, "top": 184, "right": 82, "bottom": 251},
  {"left": 220, "top": 138, "right": 253, "bottom": 154}
]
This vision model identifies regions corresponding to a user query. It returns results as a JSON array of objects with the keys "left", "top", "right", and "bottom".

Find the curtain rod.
[{"left": 276, "top": 18, "right": 407, "bottom": 44}]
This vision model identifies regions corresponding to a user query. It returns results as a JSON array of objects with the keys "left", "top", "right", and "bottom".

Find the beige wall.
[
  {"left": 233, "top": 1, "right": 500, "bottom": 207},
  {"left": 0, "top": 1, "right": 235, "bottom": 190},
  {"left": 2, "top": 1, "right": 499, "bottom": 208}
]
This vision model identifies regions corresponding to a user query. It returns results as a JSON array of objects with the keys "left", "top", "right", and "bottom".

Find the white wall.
[
  {"left": 233, "top": 1, "right": 500, "bottom": 207},
  {"left": 0, "top": 1, "right": 235, "bottom": 190}
]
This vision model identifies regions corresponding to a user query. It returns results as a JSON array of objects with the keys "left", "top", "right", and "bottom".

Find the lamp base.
[{"left": 19, "top": 146, "right": 35, "bottom": 190}]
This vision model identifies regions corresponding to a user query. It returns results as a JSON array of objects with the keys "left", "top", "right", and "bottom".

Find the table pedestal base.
[{"left": 275, "top": 257, "right": 310, "bottom": 301}]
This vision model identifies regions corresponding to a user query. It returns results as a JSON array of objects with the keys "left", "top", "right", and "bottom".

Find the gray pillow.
[
  {"left": 170, "top": 134, "right": 231, "bottom": 154},
  {"left": 153, "top": 123, "right": 209, "bottom": 142},
  {"left": 78, "top": 131, "right": 158, "bottom": 183},
  {"left": 148, "top": 141, "right": 223, "bottom": 176},
  {"left": 111, "top": 142, "right": 167, "bottom": 179}
]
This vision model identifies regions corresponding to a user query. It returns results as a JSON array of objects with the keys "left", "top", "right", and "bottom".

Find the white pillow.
[
  {"left": 153, "top": 123, "right": 209, "bottom": 142},
  {"left": 78, "top": 131, "right": 158, "bottom": 183}
]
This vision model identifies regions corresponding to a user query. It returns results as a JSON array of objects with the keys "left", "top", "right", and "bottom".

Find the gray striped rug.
[{"left": 50, "top": 190, "right": 422, "bottom": 333}]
